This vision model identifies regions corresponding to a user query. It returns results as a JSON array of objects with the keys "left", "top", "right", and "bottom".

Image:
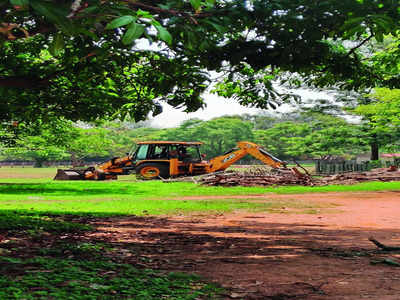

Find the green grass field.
[
  {"left": 1, "top": 167, "right": 400, "bottom": 216},
  {"left": 1, "top": 167, "right": 400, "bottom": 299}
]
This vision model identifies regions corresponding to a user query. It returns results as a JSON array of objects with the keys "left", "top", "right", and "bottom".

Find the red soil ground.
[{"left": 89, "top": 191, "right": 400, "bottom": 300}]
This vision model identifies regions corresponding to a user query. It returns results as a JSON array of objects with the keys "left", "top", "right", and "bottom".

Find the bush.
[{"left": 368, "top": 160, "right": 383, "bottom": 170}]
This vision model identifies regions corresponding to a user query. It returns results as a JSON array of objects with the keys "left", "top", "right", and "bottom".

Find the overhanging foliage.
[{"left": 1, "top": 0, "right": 400, "bottom": 125}]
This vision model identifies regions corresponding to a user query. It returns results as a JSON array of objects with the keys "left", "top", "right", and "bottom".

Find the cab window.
[
  {"left": 136, "top": 145, "right": 149, "bottom": 160},
  {"left": 149, "top": 145, "right": 169, "bottom": 159},
  {"left": 185, "top": 146, "right": 201, "bottom": 161}
]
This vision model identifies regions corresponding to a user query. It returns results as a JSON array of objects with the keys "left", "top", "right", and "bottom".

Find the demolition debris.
[
  {"left": 200, "top": 168, "right": 313, "bottom": 187},
  {"left": 197, "top": 167, "right": 400, "bottom": 187},
  {"left": 319, "top": 166, "right": 400, "bottom": 185}
]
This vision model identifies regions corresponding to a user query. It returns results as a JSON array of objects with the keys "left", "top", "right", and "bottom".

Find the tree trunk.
[
  {"left": 71, "top": 153, "right": 80, "bottom": 167},
  {"left": 34, "top": 159, "right": 44, "bottom": 168},
  {"left": 370, "top": 140, "right": 379, "bottom": 161}
]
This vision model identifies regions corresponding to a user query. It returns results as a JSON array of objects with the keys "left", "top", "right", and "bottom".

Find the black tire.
[{"left": 136, "top": 163, "right": 169, "bottom": 180}]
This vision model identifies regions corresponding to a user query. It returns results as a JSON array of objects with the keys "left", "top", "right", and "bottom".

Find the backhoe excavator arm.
[
  {"left": 84, "top": 156, "right": 134, "bottom": 179},
  {"left": 208, "top": 141, "right": 286, "bottom": 173},
  {"left": 96, "top": 156, "right": 133, "bottom": 173}
]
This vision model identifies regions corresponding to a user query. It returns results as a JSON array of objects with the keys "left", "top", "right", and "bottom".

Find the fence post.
[{"left": 313, "top": 159, "right": 395, "bottom": 175}]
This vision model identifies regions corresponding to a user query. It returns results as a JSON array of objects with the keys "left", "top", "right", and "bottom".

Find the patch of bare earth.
[{"left": 89, "top": 191, "right": 400, "bottom": 299}]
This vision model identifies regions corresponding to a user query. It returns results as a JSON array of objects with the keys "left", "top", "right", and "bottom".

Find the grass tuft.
[
  {"left": 0, "top": 211, "right": 91, "bottom": 232},
  {"left": 0, "top": 256, "right": 222, "bottom": 300}
]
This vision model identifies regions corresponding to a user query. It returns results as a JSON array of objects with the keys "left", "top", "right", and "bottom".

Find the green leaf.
[
  {"left": 136, "top": 9, "right": 153, "bottom": 19},
  {"left": 204, "top": 0, "right": 215, "bottom": 7},
  {"left": 202, "top": 19, "right": 226, "bottom": 33},
  {"left": 158, "top": 4, "right": 172, "bottom": 10},
  {"left": 375, "top": 32, "right": 384, "bottom": 43},
  {"left": 186, "top": 31, "right": 196, "bottom": 50},
  {"left": 151, "top": 20, "right": 161, "bottom": 27},
  {"left": 372, "top": 16, "right": 392, "bottom": 33},
  {"left": 122, "top": 22, "right": 145, "bottom": 45},
  {"left": 49, "top": 33, "right": 64, "bottom": 57},
  {"left": 154, "top": 25, "right": 172, "bottom": 45},
  {"left": 30, "top": 0, "right": 62, "bottom": 22},
  {"left": 30, "top": 0, "right": 75, "bottom": 34},
  {"left": 343, "top": 25, "right": 363, "bottom": 38},
  {"left": 105, "top": 16, "right": 136, "bottom": 30},
  {"left": 190, "top": 0, "right": 201, "bottom": 11},
  {"left": 78, "top": 28, "right": 98, "bottom": 40},
  {"left": 340, "top": 17, "right": 364, "bottom": 31},
  {"left": 10, "top": 0, "right": 29, "bottom": 6},
  {"left": 80, "top": 6, "right": 98, "bottom": 14}
]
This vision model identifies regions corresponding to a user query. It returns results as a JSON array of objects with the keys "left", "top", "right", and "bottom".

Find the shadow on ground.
[
  {"left": 2, "top": 212, "right": 400, "bottom": 299},
  {"left": 82, "top": 215, "right": 400, "bottom": 300}
]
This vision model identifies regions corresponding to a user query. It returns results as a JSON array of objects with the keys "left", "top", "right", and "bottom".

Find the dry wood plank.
[{"left": 369, "top": 237, "right": 400, "bottom": 251}]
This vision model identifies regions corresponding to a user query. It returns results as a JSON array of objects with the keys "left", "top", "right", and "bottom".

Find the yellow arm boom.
[
  {"left": 208, "top": 141, "right": 286, "bottom": 172},
  {"left": 84, "top": 156, "right": 133, "bottom": 179},
  {"left": 97, "top": 156, "right": 133, "bottom": 172}
]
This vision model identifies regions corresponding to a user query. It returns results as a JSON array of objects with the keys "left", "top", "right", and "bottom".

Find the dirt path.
[{"left": 89, "top": 191, "right": 400, "bottom": 299}]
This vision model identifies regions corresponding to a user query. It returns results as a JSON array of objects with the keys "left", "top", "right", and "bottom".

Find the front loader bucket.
[{"left": 54, "top": 169, "right": 86, "bottom": 180}]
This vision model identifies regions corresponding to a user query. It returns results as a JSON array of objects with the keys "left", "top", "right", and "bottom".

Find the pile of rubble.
[
  {"left": 199, "top": 167, "right": 400, "bottom": 187},
  {"left": 200, "top": 168, "right": 314, "bottom": 187},
  {"left": 320, "top": 166, "right": 400, "bottom": 185}
]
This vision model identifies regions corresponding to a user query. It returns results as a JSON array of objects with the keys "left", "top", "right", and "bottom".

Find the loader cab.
[
  {"left": 131, "top": 141, "right": 206, "bottom": 179},
  {"left": 129, "top": 144, "right": 147, "bottom": 161},
  {"left": 131, "top": 142, "right": 203, "bottom": 162}
]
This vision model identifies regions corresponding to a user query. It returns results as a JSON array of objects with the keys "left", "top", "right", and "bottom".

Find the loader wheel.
[{"left": 136, "top": 163, "right": 169, "bottom": 180}]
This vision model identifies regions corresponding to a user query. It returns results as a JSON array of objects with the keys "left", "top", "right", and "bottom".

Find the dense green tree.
[
  {"left": 158, "top": 117, "right": 254, "bottom": 158},
  {"left": 1, "top": 0, "right": 400, "bottom": 127},
  {"left": 282, "top": 83, "right": 400, "bottom": 160},
  {"left": 254, "top": 113, "right": 368, "bottom": 160},
  {"left": 254, "top": 122, "right": 310, "bottom": 160},
  {"left": 1, "top": 119, "right": 77, "bottom": 166},
  {"left": 1, "top": 120, "right": 118, "bottom": 166},
  {"left": 67, "top": 127, "right": 114, "bottom": 165},
  {"left": 352, "top": 88, "right": 400, "bottom": 157},
  {"left": 101, "top": 122, "right": 164, "bottom": 156},
  {"left": 237, "top": 113, "right": 279, "bottom": 130},
  {"left": 355, "top": 89, "right": 400, "bottom": 128}
]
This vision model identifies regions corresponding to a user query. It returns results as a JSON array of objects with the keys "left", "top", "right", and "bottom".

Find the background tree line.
[{"left": 2, "top": 88, "right": 399, "bottom": 167}]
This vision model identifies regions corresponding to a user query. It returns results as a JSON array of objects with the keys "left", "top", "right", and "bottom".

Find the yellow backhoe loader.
[{"left": 54, "top": 141, "right": 297, "bottom": 180}]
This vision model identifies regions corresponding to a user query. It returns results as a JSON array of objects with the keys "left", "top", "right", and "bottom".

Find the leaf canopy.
[{"left": 1, "top": 0, "right": 400, "bottom": 125}]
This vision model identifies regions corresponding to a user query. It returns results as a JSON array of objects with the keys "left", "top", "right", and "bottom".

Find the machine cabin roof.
[{"left": 137, "top": 141, "right": 203, "bottom": 146}]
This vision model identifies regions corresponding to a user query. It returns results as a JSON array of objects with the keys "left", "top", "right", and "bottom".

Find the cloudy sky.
[{"left": 149, "top": 89, "right": 332, "bottom": 128}]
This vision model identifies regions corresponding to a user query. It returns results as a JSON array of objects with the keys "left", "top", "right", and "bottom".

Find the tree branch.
[
  {"left": 0, "top": 69, "right": 66, "bottom": 89},
  {"left": 123, "top": 1, "right": 222, "bottom": 23},
  {"left": 0, "top": 23, "right": 29, "bottom": 40},
  {"left": 369, "top": 237, "right": 400, "bottom": 251},
  {"left": 0, "top": 76, "right": 46, "bottom": 89},
  {"left": 345, "top": 34, "right": 373, "bottom": 59}
]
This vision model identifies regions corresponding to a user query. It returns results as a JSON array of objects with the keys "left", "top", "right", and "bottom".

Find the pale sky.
[
  {"left": 150, "top": 89, "right": 333, "bottom": 128},
  {"left": 135, "top": 40, "right": 334, "bottom": 128}
]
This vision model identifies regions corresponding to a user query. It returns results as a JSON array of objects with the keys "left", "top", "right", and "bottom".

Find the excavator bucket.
[{"left": 54, "top": 169, "right": 86, "bottom": 180}]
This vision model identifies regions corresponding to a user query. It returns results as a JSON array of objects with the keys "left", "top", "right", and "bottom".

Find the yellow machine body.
[{"left": 54, "top": 141, "right": 288, "bottom": 180}]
